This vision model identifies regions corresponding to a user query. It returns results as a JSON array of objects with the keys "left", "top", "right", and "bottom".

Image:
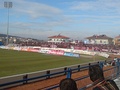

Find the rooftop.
[
  {"left": 86, "top": 34, "right": 113, "bottom": 39},
  {"left": 48, "top": 34, "right": 69, "bottom": 39},
  {"left": 115, "top": 35, "right": 120, "bottom": 39}
]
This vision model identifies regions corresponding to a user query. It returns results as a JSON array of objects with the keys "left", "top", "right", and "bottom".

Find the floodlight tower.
[{"left": 4, "top": 2, "right": 12, "bottom": 45}]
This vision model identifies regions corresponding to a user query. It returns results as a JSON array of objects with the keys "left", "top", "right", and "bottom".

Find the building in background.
[
  {"left": 113, "top": 35, "right": 120, "bottom": 46},
  {"left": 48, "top": 34, "right": 70, "bottom": 43},
  {"left": 85, "top": 34, "right": 113, "bottom": 45}
]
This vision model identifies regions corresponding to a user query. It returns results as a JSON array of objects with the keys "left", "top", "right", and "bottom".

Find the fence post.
[
  {"left": 66, "top": 68, "right": 71, "bottom": 78},
  {"left": 64, "top": 67, "right": 67, "bottom": 75},
  {"left": 99, "top": 62, "right": 104, "bottom": 69},
  {"left": 46, "top": 70, "right": 50, "bottom": 79},
  {"left": 23, "top": 74, "right": 28, "bottom": 84},
  {"left": 116, "top": 58, "right": 120, "bottom": 78},
  {"left": 118, "top": 59, "right": 120, "bottom": 76},
  {"left": 78, "top": 65, "right": 80, "bottom": 72},
  {"left": 104, "top": 60, "right": 107, "bottom": 66}
]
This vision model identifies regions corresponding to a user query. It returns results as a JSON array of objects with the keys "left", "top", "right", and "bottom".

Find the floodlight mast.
[{"left": 4, "top": 2, "right": 12, "bottom": 45}]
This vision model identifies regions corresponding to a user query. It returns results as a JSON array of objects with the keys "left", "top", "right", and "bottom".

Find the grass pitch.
[{"left": 0, "top": 48, "right": 108, "bottom": 77}]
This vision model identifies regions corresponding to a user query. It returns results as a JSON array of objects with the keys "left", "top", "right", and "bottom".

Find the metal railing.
[
  {"left": 46, "top": 60, "right": 120, "bottom": 90},
  {"left": 0, "top": 60, "right": 120, "bottom": 90}
]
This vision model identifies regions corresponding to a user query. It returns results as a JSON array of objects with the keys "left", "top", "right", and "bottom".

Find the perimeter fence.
[{"left": 0, "top": 60, "right": 120, "bottom": 90}]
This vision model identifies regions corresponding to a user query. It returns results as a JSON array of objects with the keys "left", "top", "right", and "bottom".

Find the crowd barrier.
[{"left": 0, "top": 60, "right": 120, "bottom": 90}]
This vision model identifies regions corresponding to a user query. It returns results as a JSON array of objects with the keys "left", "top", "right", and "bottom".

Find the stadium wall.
[{"left": 0, "top": 46, "right": 109, "bottom": 58}]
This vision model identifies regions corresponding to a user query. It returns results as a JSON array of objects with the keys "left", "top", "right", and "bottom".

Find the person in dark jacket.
[
  {"left": 88, "top": 64, "right": 119, "bottom": 90},
  {"left": 59, "top": 78, "right": 78, "bottom": 90}
]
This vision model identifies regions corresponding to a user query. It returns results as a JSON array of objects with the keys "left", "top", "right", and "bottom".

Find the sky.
[{"left": 0, "top": 0, "right": 120, "bottom": 40}]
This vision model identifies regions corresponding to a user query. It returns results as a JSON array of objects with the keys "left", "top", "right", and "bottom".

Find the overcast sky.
[{"left": 0, "top": 0, "right": 120, "bottom": 40}]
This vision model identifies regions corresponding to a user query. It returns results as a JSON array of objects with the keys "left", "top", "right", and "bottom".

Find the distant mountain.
[
  {"left": 0, "top": 33, "right": 42, "bottom": 41},
  {"left": 0, "top": 33, "right": 8, "bottom": 37},
  {"left": 0, "top": 33, "right": 24, "bottom": 38}
]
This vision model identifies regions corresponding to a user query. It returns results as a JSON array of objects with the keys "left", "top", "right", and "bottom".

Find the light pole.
[{"left": 4, "top": 2, "right": 12, "bottom": 45}]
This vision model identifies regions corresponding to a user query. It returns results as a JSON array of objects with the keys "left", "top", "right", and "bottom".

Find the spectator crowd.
[{"left": 17, "top": 41, "right": 120, "bottom": 54}]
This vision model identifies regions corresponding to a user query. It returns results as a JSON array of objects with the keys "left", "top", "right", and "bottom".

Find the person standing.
[{"left": 88, "top": 64, "right": 119, "bottom": 90}]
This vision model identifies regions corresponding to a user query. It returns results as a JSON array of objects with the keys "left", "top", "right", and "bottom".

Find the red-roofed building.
[
  {"left": 48, "top": 34, "right": 70, "bottom": 43},
  {"left": 113, "top": 35, "right": 120, "bottom": 46}
]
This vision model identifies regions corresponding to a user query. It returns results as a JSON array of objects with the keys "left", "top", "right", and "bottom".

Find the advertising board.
[{"left": 64, "top": 52, "right": 80, "bottom": 58}]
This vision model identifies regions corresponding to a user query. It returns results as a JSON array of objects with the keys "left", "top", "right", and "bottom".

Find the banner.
[
  {"left": 27, "top": 48, "right": 39, "bottom": 52},
  {"left": 48, "top": 50, "right": 64, "bottom": 55},
  {"left": 64, "top": 52, "right": 80, "bottom": 58}
]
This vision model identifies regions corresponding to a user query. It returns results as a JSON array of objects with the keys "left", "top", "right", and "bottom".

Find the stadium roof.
[
  {"left": 86, "top": 34, "right": 113, "bottom": 39},
  {"left": 48, "top": 34, "right": 69, "bottom": 39}
]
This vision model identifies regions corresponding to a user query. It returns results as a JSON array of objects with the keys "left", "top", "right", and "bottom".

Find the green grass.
[{"left": 0, "top": 48, "right": 108, "bottom": 77}]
